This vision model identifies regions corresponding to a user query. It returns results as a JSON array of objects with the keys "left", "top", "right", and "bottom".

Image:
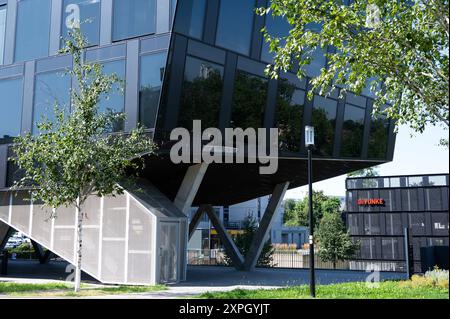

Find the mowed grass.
[
  {"left": 0, "top": 282, "right": 166, "bottom": 297},
  {"left": 200, "top": 281, "right": 449, "bottom": 299}
]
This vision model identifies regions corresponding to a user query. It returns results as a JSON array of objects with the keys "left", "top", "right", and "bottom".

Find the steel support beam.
[
  {"left": 242, "top": 182, "right": 290, "bottom": 271},
  {"left": 204, "top": 204, "right": 244, "bottom": 269},
  {"left": 188, "top": 206, "right": 206, "bottom": 240},
  {"left": 174, "top": 163, "right": 209, "bottom": 215}
]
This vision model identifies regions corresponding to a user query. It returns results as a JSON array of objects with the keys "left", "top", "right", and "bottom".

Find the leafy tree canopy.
[
  {"left": 316, "top": 212, "right": 359, "bottom": 268},
  {"left": 259, "top": 0, "right": 449, "bottom": 145},
  {"left": 284, "top": 191, "right": 342, "bottom": 227}
]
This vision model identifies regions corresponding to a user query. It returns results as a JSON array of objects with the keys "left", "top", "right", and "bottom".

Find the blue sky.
[{"left": 285, "top": 124, "right": 449, "bottom": 199}]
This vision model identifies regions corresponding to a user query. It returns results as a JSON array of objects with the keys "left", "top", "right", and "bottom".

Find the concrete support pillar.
[
  {"left": 242, "top": 182, "right": 290, "bottom": 271},
  {"left": 188, "top": 206, "right": 206, "bottom": 240},
  {"left": 174, "top": 163, "right": 208, "bottom": 215},
  {"left": 204, "top": 204, "right": 244, "bottom": 269}
]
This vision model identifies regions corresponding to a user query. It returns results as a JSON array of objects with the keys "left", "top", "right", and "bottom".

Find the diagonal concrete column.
[
  {"left": 243, "top": 182, "right": 290, "bottom": 271},
  {"left": 188, "top": 206, "right": 206, "bottom": 240},
  {"left": 204, "top": 204, "right": 244, "bottom": 269},
  {"left": 0, "top": 221, "right": 13, "bottom": 251},
  {"left": 174, "top": 163, "right": 209, "bottom": 215}
]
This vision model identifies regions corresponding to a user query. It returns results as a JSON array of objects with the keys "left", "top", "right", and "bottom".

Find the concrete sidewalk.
[{"left": 1, "top": 261, "right": 407, "bottom": 299}]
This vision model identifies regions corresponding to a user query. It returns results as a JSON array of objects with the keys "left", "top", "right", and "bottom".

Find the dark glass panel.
[
  {"left": 408, "top": 213, "right": 426, "bottom": 235},
  {"left": 409, "top": 188, "right": 419, "bottom": 211},
  {"left": 231, "top": 71, "right": 268, "bottom": 129},
  {"left": 364, "top": 213, "right": 381, "bottom": 235},
  {"left": 274, "top": 78, "right": 305, "bottom": 152},
  {"left": 33, "top": 71, "right": 71, "bottom": 135},
  {"left": 216, "top": 0, "right": 255, "bottom": 56},
  {"left": 426, "top": 188, "right": 443, "bottom": 210},
  {"left": 382, "top": 238, "right": 403, "bottom": 260},
  {"left": 174, "top": 0, "right": 206, "bottom": 40},
  {"left": 359, "top": 237, "right": 377, "bottom": 259},
  {"left": 341, "top": 104, "right": 365, "bottom": 157},
  {"left": 139, "top": 53, "right": 167, "bottom": 129},
  {"left": 385, "top": 213, "right": 403, "bottom": 235},
  {"left": 368, "top": 114, "right": 389, "bottom": 159},
  {"left": 0, "top": 5, "right": 6, "bottom": 64},
  {"left": 261, "top": 13, "right": 290, "bottom": 63},
  {"left": 0, "top": 78, "right": 23, "bottom": 143},
  {"left": 303, "top": 46, "right": 327, "bottom": 78},
  {"left": 112, "top": 0, "right": 156, "bottom": 41},
  {"left": 15, "top": 0, "right": 51, "bottom": 62},
  {"left": 178, "top": 56, "right": 224, "bottom": 131},
  {"left": 312, "top": 95, "right": 337, "bottom": 156},
  {"left": 61, "top": 0, "right": 101, "bottom": 47},
  {"left": 347, "top": 214, "right": 362, "bottom": 235},
  {"left": 98, "top": 59, "right": 126, "bottom": 132}
]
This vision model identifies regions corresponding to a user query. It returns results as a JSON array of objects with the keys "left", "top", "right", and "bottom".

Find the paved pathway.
[{"left": 1, "top": 261, "right": 407, "bottom": 299}]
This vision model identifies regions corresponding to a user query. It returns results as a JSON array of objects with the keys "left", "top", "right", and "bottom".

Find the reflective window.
[
  {"left": 15, "top": 0, "right": 51, "bottom": 62},
  {"left": 368, "top": 114, "right": 389, "bottom": 159},
  {"left": 139, "top": 53, "right": 167, "bottom": 129},
  {"left": 113, "top": 0, "right": 156, "bottom": 41},
  {"left": 341, "top": 104, "right": 365, "bottom": 157},
  {"left": 0, "top": 78, "right": 23, "bottom": 143},
  {"left": 231, "top": 71, "right": 268, "bottom": 129},
  {"left": 428, "top": 175, "right": 448, "bottom": 186},
  {"left": 261, "top": 14, "right": 290, "bottom": 63},
  {"left": 312, "top": 95, "right": 337, "bottom": 156},
  {"left": 275, "top": 78, "right": 305, "bottom": 152},
  {"left": 61, "top": 0, "right": 101, "bottom": 47},
  {"left": 174, "top": 0, "right": 206, "bottom": 40},
  {"left": 0, "top": 5, "right": 6, "bottom": 64},
  {"left": 33, "top": 71, "right": 71, "bottom": 134},
  {"left": 98, "top": 60, "right": 126, "bottom": 131},
  {"left": 178, "top": 56, "right": 224, "bottom": 130},
  {"left": 303, "top": 46, "right": 327, "bottom": 78},
  {"left": 216, "top": 0, "right": 255, "bottom": 56}
]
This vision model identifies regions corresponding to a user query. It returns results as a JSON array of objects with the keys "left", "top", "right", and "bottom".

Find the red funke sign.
[{"left": 357, "top": 198, "right": 385, "bottom": 206}]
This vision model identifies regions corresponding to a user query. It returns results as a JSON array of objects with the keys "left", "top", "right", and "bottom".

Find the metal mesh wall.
[
  {"left": 1, "top": 187, "right": 186, "bottom": 285},
  {"left": 82, "top": 195, "right": 101, "bottom": 226},
  {"left": 31, "top": 204, "right": 52, "bottom": 246},
  {"left": 54, "top": 205, "right": 76, "bottom": 226},
  {"left": 81, "top": 227, "right": 100, "bottom": 277},
  {"left": 127, "top": 198, "right": 153, "bottom": 283},
  {"left": 103, "top": 194, "right": 127, "bottom": 238},
  {"left": 101, "top": 240, "right": 126, "bottom": 283},
  {"left": 10, "top": 191, "right": 31, "bottom": 233},
  {"left": 53, "top": 228, "right": 75, "bottom": 262}
]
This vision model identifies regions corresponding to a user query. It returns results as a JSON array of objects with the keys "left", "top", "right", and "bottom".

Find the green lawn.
[
  {"left": 0, "top": 282, "right": 166, "bottom": 297},
  {"left": 200, "top": 281, "right": 449, "bottom": 299}
]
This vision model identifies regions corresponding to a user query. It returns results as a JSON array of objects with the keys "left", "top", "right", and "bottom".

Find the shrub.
[{"left": 400, "top": 267, "right": 449, "bottom": 289}]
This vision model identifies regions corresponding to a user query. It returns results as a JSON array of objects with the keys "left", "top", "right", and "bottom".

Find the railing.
[{"left": 187, "top": 249, "right": 407, "bottom": 272}]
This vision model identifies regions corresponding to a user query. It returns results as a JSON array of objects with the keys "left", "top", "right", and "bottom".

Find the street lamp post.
[{"left": 305, "top": 126, "right": 316, "bottom": 298}]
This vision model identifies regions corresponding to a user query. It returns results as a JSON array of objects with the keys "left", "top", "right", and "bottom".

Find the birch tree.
[{"left": 11, "top": 28, "right": 155, "bottom": 292}]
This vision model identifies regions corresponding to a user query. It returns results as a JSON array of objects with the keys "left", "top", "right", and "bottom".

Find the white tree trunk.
[{"left": 74, "top": 200, "right": 83, "bottom": 292}]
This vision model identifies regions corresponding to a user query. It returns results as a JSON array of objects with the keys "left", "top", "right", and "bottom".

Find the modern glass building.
[
  {"left": 0, "top": 0, "right": 396, "bottom": 284},
  {"left": 344, "top": 174, "right": 449, "bottom": 272}
]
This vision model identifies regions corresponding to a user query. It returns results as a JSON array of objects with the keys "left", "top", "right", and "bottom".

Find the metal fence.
[{"left": 187, "top": 249, "right": 407, "bottom": 272}]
